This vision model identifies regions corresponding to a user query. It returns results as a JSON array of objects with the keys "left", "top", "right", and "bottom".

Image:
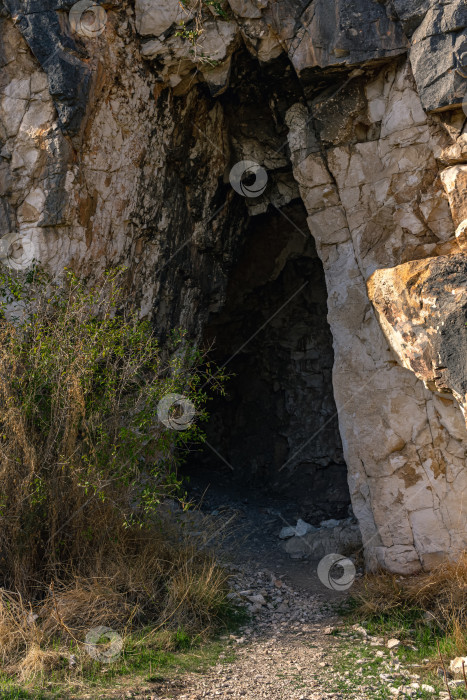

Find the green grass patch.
[
  {"left": 0, "top": 626, "right": 240, "bottom": 700},
  {"left": 327, "top": 601, "right": 467, "bottom": 698}
]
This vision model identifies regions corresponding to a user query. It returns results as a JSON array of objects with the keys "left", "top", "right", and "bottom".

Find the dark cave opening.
[{"left": 185, "top": 200, "right": 350, "bottom": 525}]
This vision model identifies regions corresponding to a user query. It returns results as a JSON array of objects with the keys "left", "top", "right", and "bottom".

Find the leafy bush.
[{"left": 0, "top": 268, "right": 225, "bottom": 593}]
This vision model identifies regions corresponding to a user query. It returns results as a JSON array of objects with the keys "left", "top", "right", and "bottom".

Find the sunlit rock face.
[
  {"left": 1, "top": 0, "right": 467, "bottom": 573},
  {"left": 368, "top": 255, "right": 467, "bottom": 424}
]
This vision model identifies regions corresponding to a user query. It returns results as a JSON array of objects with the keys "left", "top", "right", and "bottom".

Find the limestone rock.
[
  {"left": 135, "top": 0, "right": 187, "bottom": 36},
  {"left": 409, "top": 1, "right": 467, "bottom": 112},
  {"left": 1, "top": 0, "right": 467, "bottom": 577},
  {"left": 279, "top": 526, "right": 296, "bottom": 540},
  {"left": 455, "top": 220, "right": 467, "bottom": 251},
  {"left": 387, "top": 639, "right": 401, "bottom": 649},
  {"left": 282, "top": 523, "right": 362, "bottom": 560},
  {"left": 288, "top": 0, "right": 407, "bottom": 74},
  {"left": 450, "top": 657, "right": 467, "bottom": 674},
  {"left": 368, "top": 254, "right": 467, "bottom": 424},
  {"left": 440, "top": 166, "right": 467, "bottom": 227},
  {"left": 227, "top": 0, "right": 266, "bottom": 19}
]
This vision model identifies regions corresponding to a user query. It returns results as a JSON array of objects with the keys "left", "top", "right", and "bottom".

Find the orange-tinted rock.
[{"left": 368, "top": 254, "right": 467, "bottom": 424}]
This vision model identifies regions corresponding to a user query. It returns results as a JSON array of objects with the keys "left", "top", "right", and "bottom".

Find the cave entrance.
[{"left": 185, "top": 200, "right": 350, "bottom": 525}]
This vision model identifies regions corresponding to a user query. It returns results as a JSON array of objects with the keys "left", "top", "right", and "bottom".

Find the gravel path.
[
  {"left": 152, "top": 474, "right": 350, "bottom": 700},
  {"left": 168, "top": 564, "right": 343, "bottom": 700},
  {"left": 99, "top": 476, "right": 447, "bottom": 700}
]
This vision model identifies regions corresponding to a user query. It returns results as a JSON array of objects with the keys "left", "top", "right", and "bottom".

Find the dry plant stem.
[
  {"left": 463, "top": 660, "right": 467, "bottom": 690},
  {"left": 50, "top": 580, "right": 80, "bottom": 645},
  {"left": 437, "top": 638, "right": 452, "bottom": 700}
]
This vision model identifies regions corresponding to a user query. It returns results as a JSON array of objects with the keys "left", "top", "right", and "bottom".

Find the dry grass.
[
  {"left": 353, "top": 552, "right": 467, "bottom": 652},
  {"left": 0, "top": 270, "right": 233, "bottom": 684},
  {"left": 0, "top": 511, "right": 231, "bottom": 680}
]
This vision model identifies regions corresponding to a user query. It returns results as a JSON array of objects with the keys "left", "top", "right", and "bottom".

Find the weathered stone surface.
[
  {"left": 286, "top": 59, "right": 467, "bottom": 574},
  {"left": 288, "top": 0, "right": 407, "bottom": 74},
  {"left": 135, "top": 0, "right": 187, "bottom": 37},
  {"left": 282, "top": 522, "right": 362, "bottom": 560},
  {"left": 2, "top": 0, "right": 93, "bottom": 135},
  {"left": 409, "top": 0, "right": 467, "bottom": 112},
  {"left": 1, "top": 0, "right": 467, "bottom": 574},
  {"left": 440, "top": 165, "right": 467, "bottom": 227},
  {"left": 390, "top": 0, "right": 431, "bottom": 37},
  {"left": 368, "top": 254, "right": 467, "bottom": 424}
]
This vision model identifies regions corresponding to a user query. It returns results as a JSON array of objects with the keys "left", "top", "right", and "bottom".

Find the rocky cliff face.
[{"left": 1, "top": 0, "right": 466, "bottom": 573}]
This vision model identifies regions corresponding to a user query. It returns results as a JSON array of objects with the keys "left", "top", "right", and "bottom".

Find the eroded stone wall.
[
  {"left": 286, "top": 59, "right": 467, "bottom": 572},
  {"left": 1, "top": 0, "right": 467, "bottom": 572}
]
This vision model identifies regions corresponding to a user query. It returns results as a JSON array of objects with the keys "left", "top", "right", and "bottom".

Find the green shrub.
[{"left": 0, "top": 267, "right": 225, "bottom": 593}]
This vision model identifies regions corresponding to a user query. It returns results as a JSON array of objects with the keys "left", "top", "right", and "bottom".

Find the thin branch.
[{"left": 437, "top": 638, "right": 452, "bottom": 700}]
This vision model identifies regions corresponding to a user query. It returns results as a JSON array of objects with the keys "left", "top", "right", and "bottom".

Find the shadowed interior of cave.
[{"left": 184, "top": 201, "right": 350, "bottom": 524}]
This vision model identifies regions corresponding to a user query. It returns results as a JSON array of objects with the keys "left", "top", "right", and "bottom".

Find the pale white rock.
[
  {"left": 1, "top": 96, "right": 28, "bottom": 137},
  {"left": 295, "top": 519, "right": 315, "bottom": 537},
  {"left": 455, "top": 218, "right": 467, "bottom": 250},
  {"left": 135, "top": 0, "right": 186, "bottom": 36},
  {"left": 320, "top": 518, "right": 341, "bottom": 529},
  {"left": 257, "top": 36, "right": 283, "bottom": 63},
  {"left": 30, "top": 71, "right": 48, "bottom": 94},
  {"left": 286, "top": 60, "right": 467, "bottom": 573},
  {"left": 279, "top": 526, "right": 296, "bottom": 540},
  {"left": 2, "top": 78, "right": 30, "bottom": 100},
  {"left": 197, "top": 21, "right": 237, "bottom": 63},
  {"left": 368, "top": 97, "right": 386, "bottom": 123},
  {"left": 387, "top": 639, "right": 401, "bottom": 649},
  {"left": 449, "top": 657, "right": 467, "bottom": 674},
  {"left": 17, "top": 188, "right": 45, "bottom": 223}
]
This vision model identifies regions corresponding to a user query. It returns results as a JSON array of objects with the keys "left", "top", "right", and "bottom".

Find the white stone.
[
  {"left": 279, "top": 526, "right": 296, "bottom": 539},
  {"left": 387, "top": 639, "right": 401, "bottom": 649},
  {"left": 295, "top": 519, "right": 315, "bottom": 537},
  {"left": 2, "top": 78, "right": 30, "bottom": 100},
  {"left": 450, "top": 657, "right": 467, "bottom": 674},
  {"left": 320, "top": 519, "right": 340, "bottom": 529},
  {"left": 135, "top": 0, "right": 186, "bottom": 36},
  {"left": 455, "top": 219, "right": 467, "bottom": 250}
]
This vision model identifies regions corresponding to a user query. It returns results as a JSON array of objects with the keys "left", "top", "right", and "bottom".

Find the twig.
[
  {"left": 437, "top": 638, "right": 452, "bottom": 700},
  {"left": 49, "top": 580, "right": 81, "bottom": 645},
  {"left": 462, "top": 660, "right": 467, "bottom": 690}
]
